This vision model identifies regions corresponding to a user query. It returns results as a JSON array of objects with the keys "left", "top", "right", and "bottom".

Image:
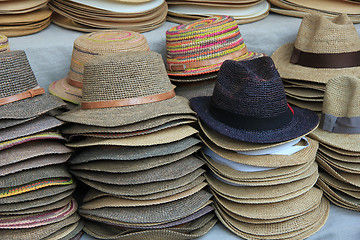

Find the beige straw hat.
[
  {"left": 318, "top": 152, "right": 360, "bottom": 174},
  {"left": 66, "top": 125, "right": 197, "bottom": 148},
  {"left": 319, "top": 170, "right": 360, "bottom": 192},
  {"left": 310, "top": 76, "right": 360, "bottom": 152},
  {"left": 49, "top": 30, "right": 149, "bottom": 104},
  {"left": 318, "top": 145, "right": 360, "bottom": 163},
  {"left": 320, "top": 142, "right": 360, "bottom": 157},
  {"left": 57, "top": 51, "right": 195, "bottom": 127},
  {"left": 272, "top": 14, "right": 360, "bottom": 84}
]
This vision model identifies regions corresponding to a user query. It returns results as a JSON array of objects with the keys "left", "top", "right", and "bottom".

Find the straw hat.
[
  {"left": 0, "top": 34, "right": 10, "bottom": 53},
  {"left": 0, "top": 117, "right": 36, "bottom": 130},
  {"left": 68, "top": 136, "right": 200, "bottom": 164},
  {"left": 272, "top": 14, "right": 360, "bottom": 84},
  {"left": 166, "top": 15, "right": 264, "bottom": 81},
  {"left": 45, "top": 220, "right": 84, "bottom": 240},
  {"left": 57, "top": 51, "right": 195, "bottom": 127},
  {"left": 309, "top": 76, "right": 360, "bottom": 151},
  {"left": 319, "top": 142, "right": 360, "bottom": 157},
  {"left": 318, "top": 145, "right": 360, "bottom": 163},
  {"left": 49, "top": 30, "right": 149, "bottom": 104},
  {"left": 0, "top": 51, "right": 65, "bottom": 120},
  {"left": 319, "top": 170, "right": 360, "bottom": 192},
  {"left": 0, "top": 115, "right": 63, "bottom": 142},
  {"left": 190, "top": 56, "right": 319, "bottom": 143}
]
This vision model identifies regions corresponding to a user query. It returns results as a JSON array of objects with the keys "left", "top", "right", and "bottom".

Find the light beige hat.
[
  {"left": 319, "top": 170, "right": 360, "bottom": 192},
  {"left": 319, "top": 142, "right": 360, "bottom": 157},
  {"left": 272, "top": 14, "right": 360, "bottom": 84},
  {"left": 309, "top": 76, "right": 360, "bottom": 152},
  {"left": 318, "top": 151, "right": 360, "bottom": 174},
  {"left": 57, "top": 51, "right": 195, "bottom": 127},
  {"left": 66, "top": 125, "right": 198, "bottom": 148},
  {"left": 318, "top": 145, "right": 360, "bottom": 163},
  {"left": 49, "top": 30, "right": 149, "bottom": 104}
]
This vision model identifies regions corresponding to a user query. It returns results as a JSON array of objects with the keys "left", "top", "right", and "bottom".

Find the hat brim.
[
  {"left": 272, "top": 43, "right": 360, "bottom": 84},
  {"left": 174, "top": 79, "right": 216, "bottom": 100},
  {"left": 169, "top": 72, "right": 217, "bottom": 82},
  {"left": 0, "top": 117, "right": 36, "bottom": 130},
  {"left": 0, "top": 93, "right": 66, "bottom": 119},
  {"left": 57, "top": 96, "right": 195, "bottom": 127},
  {"left": 190, "top": 96, "right": 319, "bottom": 143},
  {"left": 49, "top": 77, "right": 82, "bottom": 105}
]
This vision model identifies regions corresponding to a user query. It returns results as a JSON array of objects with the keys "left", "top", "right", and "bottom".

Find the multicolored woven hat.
[
  {"left": 57, "top": 51, "right": 195, "bottom": 127},
  {"left": 0, "top": 50, "right": 65, "bottom": 120},
  {"left": 0, "top": 34, "right": 10, "bottom": 53},
  {"left": 166, "top": 15, "right": 264, "bottom": 81},
  {"left": 272, "top": 13, "right": 360, "bottom": 84},
  {"left": 49, "top": 30, "right": 150, "bottom": 104},
  {"left": 190, "top": 56, "right": 319, "bottom": 143}
]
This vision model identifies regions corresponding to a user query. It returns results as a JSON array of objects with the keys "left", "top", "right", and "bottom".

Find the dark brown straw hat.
[
  {"left": 0, "top": 51, "right": 65, "bottom": 120},
  {"left": 190, "top": 56, "right": 319, "bottom": 143},
  {"left": 57, "top": 51, "right": 195, "bottom": 127}
]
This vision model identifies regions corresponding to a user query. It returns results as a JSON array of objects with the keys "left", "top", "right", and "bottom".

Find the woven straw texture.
[
  {"left": 0, "top": 34, "right": 10, "bottom": 53},
  {"left": 166, "top": 15, "right": 263, "bottom": 77},
  {"left": 0, "top": 117, "right": 36, "bottom": 130},
  {"left": 272, "top": 14, "right": 360, "bottom": 84},
  {"left": 57, "top": 51, "right": 194, "bottom": 127}
]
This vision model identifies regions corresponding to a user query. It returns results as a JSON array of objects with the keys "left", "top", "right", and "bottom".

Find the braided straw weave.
[
  {"left": 0, "top": 34, "right": 9, "bottom": 53},
  {"left": 166, "top": 15, "right": 263, "bottom": 77}
]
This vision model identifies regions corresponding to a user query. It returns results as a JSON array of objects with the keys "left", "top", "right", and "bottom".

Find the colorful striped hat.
[
  {"left": 166, "top": 15, "right": 264, "bottom": 81},
  {"left": 49, "top": 30, "right": 149, "bottom": 104},
  {"left": 0, "top": 34, "right": 9, "bottom": 53}
]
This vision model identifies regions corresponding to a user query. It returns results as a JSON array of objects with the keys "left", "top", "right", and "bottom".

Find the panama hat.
[
  {"left": 190, "top": 56, "right": 319, "bottom": 143},
  {"left": 0, "top": 34, "right": 9, "bottom": 53},
  {"left": 49, "top": 30, "right": 149, "bottom": 104},
  {"left": 78, "top": 169, "right": 205, "bottom": 198},
  {"left": 272, "top": 14, "right": 360, "bottom": 84},
  {"left": 310, "top": 76, "right": 360, "bottom": 152},
  {"left": 57, "top": 51, "right": 195, "bottom": 127},
  {"left": 70, "top": 146, "right": 200, "bottom": 173},
  {"left": 0, "top": 51, "right": 65, "bottom": 120},
  {"left": 166, "top": 15, "right": 264, "bottom": 81},
  {"left": 68, "top": 136, "right": 200, "bottom": 164}
]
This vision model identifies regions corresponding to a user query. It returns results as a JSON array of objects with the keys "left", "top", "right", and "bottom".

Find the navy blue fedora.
[{"left": 190, "top": 56, "right": 319, "bottom": 143}]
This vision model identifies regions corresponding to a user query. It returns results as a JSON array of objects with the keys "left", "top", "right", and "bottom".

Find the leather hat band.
[{"left": 0, "top": 85, "right": 45, "bottom": 106}]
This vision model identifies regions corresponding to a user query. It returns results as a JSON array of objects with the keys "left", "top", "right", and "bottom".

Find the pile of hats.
[
  {"left": 309, "top": 76, "right": 360, "bottom": 211},
  {"left": 56, "top": 51, "right": 217, "bottom": 239},
  {"left": 190, "top": 56, "right": 330, "bottom": 239},
  {"left": 0, "top": 51, "right": 82, "bottom": 239},
  {"left": 49, "top": 30, "right": 149, "bottom": 105},
  {"left": 166, "top": 0, "right": 270, "bottom": 24},
  {"left": 49, "top": 0, "right": 167, "bottom": 33},
  {"left": 272, "top": 14, "right": 360, "bottom": 113},
  {"left": 268, "top": 0, "right": 360, "bottom": 22},
  {"left": 166, "top": 15, "right": 264, "bottom": 100},
  {"left": 0, "top": 0, "right": 51, "bottom": 36}
]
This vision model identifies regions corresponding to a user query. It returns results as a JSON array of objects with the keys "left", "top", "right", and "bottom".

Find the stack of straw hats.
[
  {"left": 268, "top": 0, "right": 360, "bottom": 22},
  {"left": 166, "top": 15, "right": 264, "bottom": 100},
  {"left": 272, "top": 14, "right": 360, "bottom": 113},
  {"left": 166, "top": 0, "right": 270, "bottom": 24},
  {"left": 49, "top": 30, "right": 149, "bottom": 105},
  {"left": 56, "top": 51, "right": 217, "bottom": 239},
  {"left": 49, "top": 0, "right": 167, "bottom": 33},
  {"left": 309, "top": 76, "right": 360, "bottom": 211},
  {"left": 190, "top": 56, "right": 330, "bottom": 239},
  {"left": 0, "top": 0, "right": 52, "bottom": 36},
  {"left": 0, "top": 50, "right": 83, "bottom": 239}
]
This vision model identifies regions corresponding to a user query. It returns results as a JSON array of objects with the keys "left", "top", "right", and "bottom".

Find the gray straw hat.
[
  {"left": 0, "top": 51, "right": 65, "bottom": 120},
  {"left": 57, "top": 51, "right": 195, "bottom": 127}
]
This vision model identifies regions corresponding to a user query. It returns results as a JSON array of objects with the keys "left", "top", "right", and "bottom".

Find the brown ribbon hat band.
[{"left": 0, "top": 86, "right": 45, "bottom": 106}]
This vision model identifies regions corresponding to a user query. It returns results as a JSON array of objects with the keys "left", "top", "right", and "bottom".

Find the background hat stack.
[
  {"left": 0, "top": 50, "right": 83, "bottom": 239},
  {"left": 49, "top": 30, "right": 150, "bottom": 105},
  {"left": 166, "top": 15, "right": 264, "bottom": 100},
  {"left": 190, "top": 56, "right": 330, "bottom": 239},
  {"left": 0, "top": 34, "right": 10, "bottom": 53},
  {"left": 49, "top": 0, "right": 167, "bottom": 33},
  {"left": 57, "top": 51, "right": 217, "bottom": 239},
  {"left": 272, "top": 14, "right": 360, "bottom": 113},
  {"left": 309, "top": 76, "right": 360, "bottom": 212},
  {"left": 0, "top": 0, "right": 52, "bottom": 37},
  {"left": 166, "top": 0, "right": 270, "bottom": 24},
  {"left": 268, "top": 0, "right": 360, "bottom": 22}
]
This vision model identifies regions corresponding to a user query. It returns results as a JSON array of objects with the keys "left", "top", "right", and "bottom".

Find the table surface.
[{"left": 8, "top": 13, "right": 360, "bottom": 240}]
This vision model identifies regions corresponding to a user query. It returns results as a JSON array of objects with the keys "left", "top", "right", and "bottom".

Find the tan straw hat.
[
  {"left": 57, "top": 51, "right": 195, "bottom": 127},
  {"left": 310, "top": 76, "right": 360, "bottom": 152},
  {"left": 272, "top": 14, "right": 360, "bottom": 84},
  {"left": 49, "top": 30, "right": 149, "bottom": 104}
]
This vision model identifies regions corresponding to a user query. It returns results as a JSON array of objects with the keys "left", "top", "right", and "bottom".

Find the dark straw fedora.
[{"left": 190, "top": 56, "right": 319, "bottom": 143}]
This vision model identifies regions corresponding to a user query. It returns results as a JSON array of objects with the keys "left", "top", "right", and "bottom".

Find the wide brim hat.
[
  {"left": 271, "top": 14, "right": 360, "bottom": 84},
  {"left": 57, "top": 51, "right": 195, "bottom": 127},
  {"left": 49, "top": 77, "right": 82, "bottom": 105},
  {"left": 190, "top": 56, "right": 319, "bottom": 144}
]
